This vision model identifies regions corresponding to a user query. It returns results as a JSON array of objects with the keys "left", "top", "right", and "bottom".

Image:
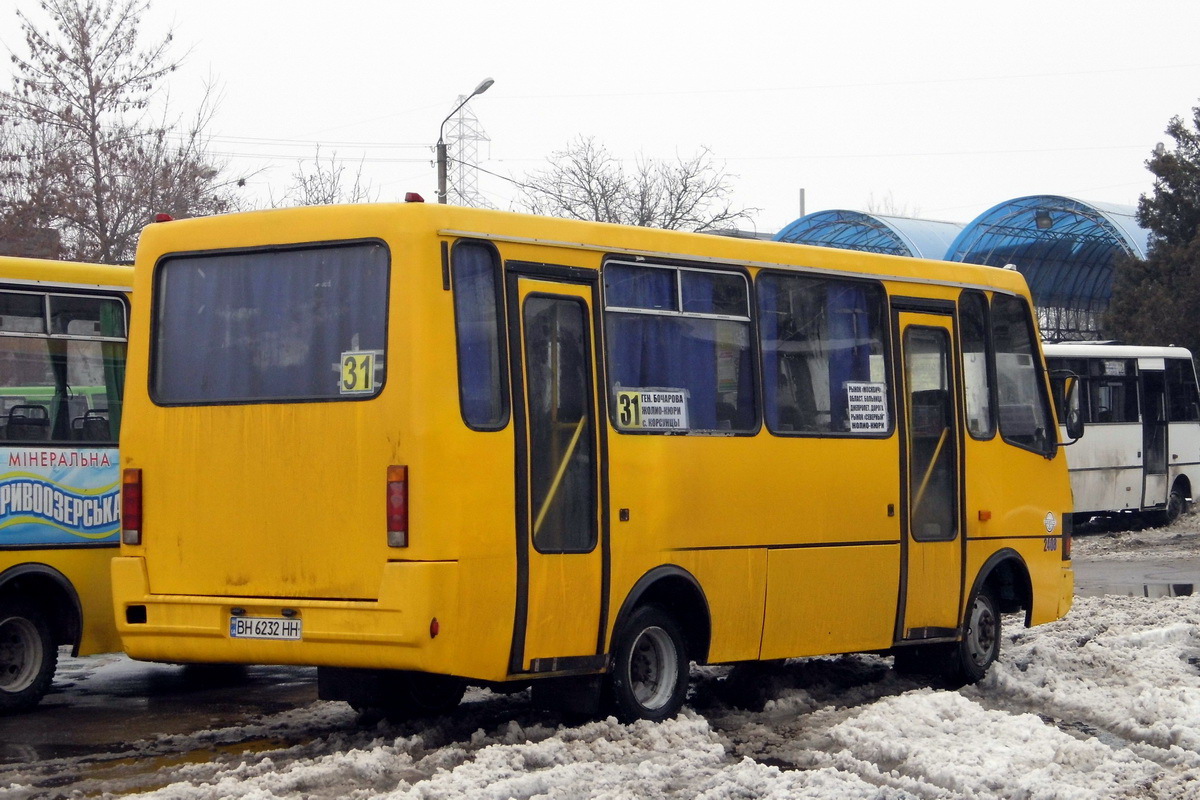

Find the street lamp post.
[{"left": 437, "top": 77, "right": 495, "bottom": 205}]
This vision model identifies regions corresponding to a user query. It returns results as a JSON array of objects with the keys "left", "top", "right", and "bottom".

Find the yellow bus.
[
  {"left": 113, "top": 203, "right": 1076, "bottom": 721},
  {"left": 0, "top": 255, "right": 131, "bottom": 712}
]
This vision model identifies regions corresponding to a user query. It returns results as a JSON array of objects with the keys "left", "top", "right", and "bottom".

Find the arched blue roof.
[
  {"left": 773, "top": 210, "right": 964, "bottom": 260},
  {"left": 945, "top": 195, "right": 1148, "bottom": 340}
]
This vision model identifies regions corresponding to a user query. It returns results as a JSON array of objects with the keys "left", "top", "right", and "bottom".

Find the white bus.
[{"left": 1045, "top": 343, "right": 1200, "bottom": 526}]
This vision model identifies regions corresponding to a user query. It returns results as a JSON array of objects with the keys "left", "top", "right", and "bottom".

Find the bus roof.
[
  {"left": 1043, "top": 342, "right": 1194, "bottom": 360},
  {"left": 0, "top": 255, "right": 133, "bottom": 292},
  {"left": 135, "top": 204, "right": 1037, "bottom": 299}
]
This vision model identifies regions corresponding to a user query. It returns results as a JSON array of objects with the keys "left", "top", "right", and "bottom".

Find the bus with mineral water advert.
[
  {"left": 0, "top": 255, "right": 131, "bottom": 711},
  {"left": 113, "top": 203, "right": 1076, "bottom": 721},
  {"left": 1045, "top": 342, "right": 1200, "bottom": 527}
]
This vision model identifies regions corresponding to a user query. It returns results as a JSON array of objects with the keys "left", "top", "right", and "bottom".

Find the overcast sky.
[{"left": 4, "top": 0, "right": 1200, "bottom": 234}]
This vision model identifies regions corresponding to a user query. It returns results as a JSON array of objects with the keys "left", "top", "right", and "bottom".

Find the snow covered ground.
[
  {"left": 1074, "top": 509, "right": 1200, "bottom": 563},
  {"left": 6, "top": 524, "right": 1200, "bottom": 799}
]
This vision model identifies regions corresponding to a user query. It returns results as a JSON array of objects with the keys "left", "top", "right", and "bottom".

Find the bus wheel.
[
  {"left": 949, "top": 588, "right": 1000, "bottom": 686},
  {"left": 1154, "top": 489, "right": 1187, "bottom": 527},
  {"left": 609, "top": 605, "right": 689, "bottom": 722},
  {"left": 0, "top": 600, "right": 57, "bottom": 712}
]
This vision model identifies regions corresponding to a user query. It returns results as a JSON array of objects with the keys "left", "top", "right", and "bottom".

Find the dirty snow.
[{"left": 1073, "top": 510, "right": 1200, "bottom": 562}]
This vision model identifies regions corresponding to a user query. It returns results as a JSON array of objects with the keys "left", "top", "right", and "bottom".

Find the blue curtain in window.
[
  {"left": 156, "top": 243, "right": 388, "bottom": 403},
  {"left": 827, "top": 285, "right": 871, "bottom": 427},
  {"left": 605, "top": 268, "right": 740, "bottom": 430}
]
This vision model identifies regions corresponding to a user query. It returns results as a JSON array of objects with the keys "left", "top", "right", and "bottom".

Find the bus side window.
[
  {"left": 451, "top": 240, "right": 509, "bottom": 431},
  {"left": 604, "top": 262, "right": 755, "bottom": 433},
  {"left": 757, "top": 272, "right": 889, "bottom": 436},
  {"left": 959, "top": 291, "right": 994, "bottom": 439},
  {"left": 1167, "top": 358, "right": 1200, "bottom": 422},
  {"left": 990, "top": 295, "right": 1055, "bottom": 455}
]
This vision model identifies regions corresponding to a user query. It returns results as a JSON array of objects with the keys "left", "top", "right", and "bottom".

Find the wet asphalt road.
[{"left": 0, "top": 660, "right": 317, "bottom": 764}]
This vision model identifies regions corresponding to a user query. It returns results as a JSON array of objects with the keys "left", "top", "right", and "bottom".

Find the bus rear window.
[{"left": 152, "top": 242, "right": 389, "bottom": 404}]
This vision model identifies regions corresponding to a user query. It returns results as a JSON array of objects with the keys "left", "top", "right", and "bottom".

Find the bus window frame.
[
  {"left": 0, "top": 288, "right": 128, "bottom": 342},
  {"left": 0, "top": 286, "right": 129, "bottom": 447},
  {"left": 147, "top": 238, "right": 391, "bottom": 408},
  {"left": 990, "top": 293, "right": 1057, "bottom": 458},
  {"left": 1166, "top": 356, "right": 1200, "bottom": 423},
  {"left": 756, "top": 268, "right": 894, "bottom": 440},
  {"left": 958, "top": 290, "right": 997, "bottom": 442},
  {"left": 601, "top": 258, "right": 761, "bottom": 437},
  {"left": 519, "top": 291, "right": 600, "bottom": 557},
  {"left": 450, "top": 238, "right": 510, "bottom": 432}
]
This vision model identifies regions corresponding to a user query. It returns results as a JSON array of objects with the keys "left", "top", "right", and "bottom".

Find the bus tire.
[
  {"left": 948, "top": 587, "right": 1000, "bottom": 686},
  {"left": 0, "top": 600, "right": 57, "bottom": 712},
  {"left": 1153, "top": 489, "right": 1186, "bottom": 527},
  {"left": 608, "top": 604, "right": 689, "bottom": 722}
]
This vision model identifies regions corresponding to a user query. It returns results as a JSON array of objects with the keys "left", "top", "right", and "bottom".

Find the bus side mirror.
[{"left": 1062, "top": 374, "right": 1084, "bottom": 443}]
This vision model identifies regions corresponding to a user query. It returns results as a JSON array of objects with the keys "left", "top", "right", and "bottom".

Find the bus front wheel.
[
  {"left": 949, "top": 588, "right": 1000, "bottom": 686},
  {"left": 608, "top": 605, "right": 689, "bottom": 722},
  {"left": 0, "top": 600, "right": 56, "bottom": 712}
]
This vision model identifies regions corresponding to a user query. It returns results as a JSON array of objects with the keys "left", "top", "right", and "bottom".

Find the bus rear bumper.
[{"left": 111, "top": 556, "right": 461, "bottom": 673}]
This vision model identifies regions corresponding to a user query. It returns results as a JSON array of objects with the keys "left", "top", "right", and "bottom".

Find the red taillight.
[
  {"left": 122, "top": 468, "right": 142, "bottom": 545},
  {"left": 387, "top": 465, "right": 408, "bottom": 547}
]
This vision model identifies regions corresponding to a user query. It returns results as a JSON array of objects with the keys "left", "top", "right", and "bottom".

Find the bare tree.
[
  {"left": 0, "top": 0, "right": 243, "bottom": 262},
  {"left": 518, "top": 136, "right": 755, "bottom": 231},
  {"left": 273, "top": 147, "right": 378, "bottom": 207},
  {"left": 0, "top": 122, "right": 64, "bottom": 257},
  {"left": 864, "top": 191, "right": 921, "bottom": 218}
]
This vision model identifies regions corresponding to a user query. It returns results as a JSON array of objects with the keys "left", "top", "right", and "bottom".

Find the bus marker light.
[
  {"left": 122, "top": 468, "right": 142, "bottom": 545},
  {"left": 387, "top": 465, "right": 408, "bottom": 547},
  {"left": 978, "top": 510, "right": 992, "bottom": 521},
  {"left": 430, "top": 618, "right": 439, "bottom": 638},
  {"left": 404, "top": 192, "right": 425, "bottom": 203},
  {"left": 153, "top": 213, "right": 173, "bottom": 222}
]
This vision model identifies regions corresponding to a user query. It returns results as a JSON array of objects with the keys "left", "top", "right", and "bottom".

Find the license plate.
[{"left": 229, "top": 616, "right": 302, "bottom": 641}]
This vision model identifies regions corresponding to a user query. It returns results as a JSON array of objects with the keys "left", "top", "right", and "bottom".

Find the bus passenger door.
[
  {"left": 896, "top": 311, "right": 963, "bottom": 640},
  {"left": 1141, "top": 364, "right": 1169, "bottom": 508},
  {"left": 507, "top": 273, "right": 607, "bottom": 676}
]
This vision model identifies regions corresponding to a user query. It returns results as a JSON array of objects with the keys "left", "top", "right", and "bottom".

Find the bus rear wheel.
[
  {"left": 1152, "top": 489, "right": 1187, "bottom": 527},
  {"left": 608, "top": 605, "right": 689, "bottom": 722},
  {"left": 0, "top": 600, "right": 56, "bottom": 712}
]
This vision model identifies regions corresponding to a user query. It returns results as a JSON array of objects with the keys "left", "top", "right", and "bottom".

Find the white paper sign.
[{"left": 846, "top": 382, "right": 889, "bottom": 433}]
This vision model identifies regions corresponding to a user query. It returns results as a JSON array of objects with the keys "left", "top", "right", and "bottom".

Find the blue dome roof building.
[
  {"left": 945, "top": 195, "right": 1148, "bottom": 341},
  {"left": 773, "top": 196, "right": 1149, "bottom": 342},
  {"left": 774, "top": 210, "right": 964, "bottom": 260}
]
